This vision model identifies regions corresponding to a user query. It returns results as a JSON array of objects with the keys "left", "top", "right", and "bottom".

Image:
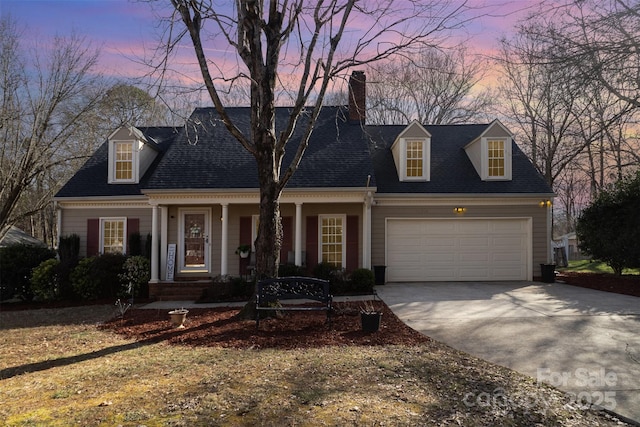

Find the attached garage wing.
[{"left": 386, "top": 218, "right": 531, "bottom": 282}]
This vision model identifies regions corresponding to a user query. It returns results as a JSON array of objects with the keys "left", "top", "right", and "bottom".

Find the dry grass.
[{"left": 0, "top": 305, "right": 629, "bottom": 426}]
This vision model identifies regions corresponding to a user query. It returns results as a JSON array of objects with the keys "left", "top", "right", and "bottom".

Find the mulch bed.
[
  {"left": 557, "top": 272, "right": 640, "bottom": 297},
  {"left": 100, "top": 300, "right": 430, "bottom": 349}
]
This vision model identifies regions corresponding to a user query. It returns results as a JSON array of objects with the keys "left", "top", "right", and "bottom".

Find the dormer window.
[
  {"left": 107, "top": 125, "right": 159, "bottom": 184},
  {"left": 464, "top": 120, "right": 513, "bottom": 181},
  {"left": 391, "top": 121, "right": 431, "bottom": 182}
]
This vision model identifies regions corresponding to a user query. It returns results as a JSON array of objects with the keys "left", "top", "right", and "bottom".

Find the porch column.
[
  {"left": 55, "top": 202, "right": 62, "bottom": 249},
  {"left": 221, "top": 203, "right": 229, "bottom": 275},
  {"left": 295, "top": 202, "right": 303, "bottom": 266},
  {"left": 363, "top": 192, "right": 372, "bottom": 269},
  {"left": 160, "top": 206, "right": 168, "bottom": 280},
  {"left": 150, "top": 204, "right": 159, "bottom": 283}
]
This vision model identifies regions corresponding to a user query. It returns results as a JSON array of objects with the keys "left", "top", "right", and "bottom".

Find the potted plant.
[
  {"left": 168, "top": 308, "right": 189, "bottom": 328},
  {"left": 235, "top": 244, "right": 251, "bottom": 259},
  {"left": 360, "top": 300, "right": 382, "bottom": 333}
]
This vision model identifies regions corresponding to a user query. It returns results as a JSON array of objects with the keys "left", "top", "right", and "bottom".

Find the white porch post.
[
  {"left": 295, "top": 202, "right": 303, "bottom": 266},
  {"left": 150, "top": 204, "right": 159, "bottom": 283},
  {"left": 363, "top": 192, "right": 372, "bottom": 269},
  {"left": 55, "top": 202, "right": 62, "bottom": 249},
  {"left": 160, "top": 206, "right": 168, "bottom": 280},
  {"left": 221, "top": 204, "right": 229, "bottom": 275}
]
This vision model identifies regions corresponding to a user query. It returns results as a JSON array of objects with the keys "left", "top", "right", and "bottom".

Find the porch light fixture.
[
  {"left": 453, "top": 207, "right": 466, "bottom": 214},
  {"left": 539, "top": 200, "right": 552, "bottom": 208}
]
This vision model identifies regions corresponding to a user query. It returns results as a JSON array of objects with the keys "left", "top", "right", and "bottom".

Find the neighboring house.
[
  {"left": 0, "top": 226, "right": 47, "bottom": 248},
  {"left": 54, "top": 71, "right": 554, "bottom": 298}
]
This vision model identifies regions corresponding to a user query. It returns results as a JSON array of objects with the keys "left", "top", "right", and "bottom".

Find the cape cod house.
[{"left": 54, "top": 71, "right": 554, "bottom": 299}]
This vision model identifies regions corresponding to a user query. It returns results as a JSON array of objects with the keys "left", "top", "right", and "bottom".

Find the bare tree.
[
  {"left": 496, "top": 25, "right": 589, "bottom": 189},
  {"left": 542, "top": 0, "right": 640, "bottom": 108},
  {"left": 156, "top": 0, "right": 470, "bottom": 278},
  {"left": 0, "top": 16, "right": 105, "bottom": 242},
  {"left": 367, "top": 47, "right": 494, "bottom": 125}
]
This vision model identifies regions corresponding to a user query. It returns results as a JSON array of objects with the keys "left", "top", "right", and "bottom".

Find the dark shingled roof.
[
  {"left": 55, "top": 107, "right": 552, "bottom": 199},
  {"left": 367, "top": 123, "right": 552, "bottom": 194},
  {"left": 144, "top": 106, "right": 375, "bottom": 190},
  {"left": 55, "top": 127, "right": 179, "bottom": 198}
]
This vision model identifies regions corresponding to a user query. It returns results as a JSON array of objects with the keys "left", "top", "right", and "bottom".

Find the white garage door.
[{"left": 386, "top": 218, "right": 530, "bottom": 281}]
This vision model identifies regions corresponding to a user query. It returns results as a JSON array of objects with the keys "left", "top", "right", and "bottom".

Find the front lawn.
[
  {"left": 0, "top": 305, "right": 628, "bottom": 426},
  {"left": 558, "top": 260, "right": 640, "bottom": 275}
]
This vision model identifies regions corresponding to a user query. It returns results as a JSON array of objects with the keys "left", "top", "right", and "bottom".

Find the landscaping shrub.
[
  {"left": 30, "top": 258, "right": 61, "bottom": 301},
  {"left": 70, "top": 257, "right": 100, "bottom": 300},
  {"left": 0, "top": 244, "right": 56, "bottom": 301},
  {"left": 144, "top": 233, "right": 152, "bottom": 259},
  {"left": 347, "top": 268, "right": 375, "bottom": 294},
  {"left": 278, "top": 263, "right": 306, "bottom": 277},
  {"left": 312, "top": 262, "right": 349, "bottom": 294},
  {"left": 118, "top": 256, "right": 150, "bottom": 299},
  {"left": 230, "top": 276, "right": 253, "bottom": 298},
  {"left": 128, "top": 232, "right": 142, "bottom": 256},
  {"left": 71, "top": 253, "right": 127, "bottom": 300},
  {"left": 57, "top": 234, "right": 80, "bottom": 298}
]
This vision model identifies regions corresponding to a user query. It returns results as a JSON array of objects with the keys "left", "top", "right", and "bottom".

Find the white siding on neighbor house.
[{"left": 386, "top": 218, "right": 530, "bottom": 281}]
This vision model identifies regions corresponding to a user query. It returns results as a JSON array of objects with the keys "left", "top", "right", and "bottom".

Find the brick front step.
[{"left": 149, "top": 280, "right": 212, "bottom": 301}]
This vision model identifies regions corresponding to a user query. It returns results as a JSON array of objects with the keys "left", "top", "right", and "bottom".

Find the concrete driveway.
[{"left": 376, "top": 282, "right": 640, "bottom": 424}]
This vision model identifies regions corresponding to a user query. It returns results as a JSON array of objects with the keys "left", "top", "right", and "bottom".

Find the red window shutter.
[
  {"left": 306, "top": 216, "right": 318, "bottom": 271},
  {"left": 86, "top": 219, "right": 99, "bottom": 256},
  {"left": 346, "top": 215, "right": 359, "bottom": 271},
  {"left": 280, "top": 216, "right": 293, "bottom": 263},
  {"left": 126, "top": 218, "right": 139, "bottom": 255},
  {"left": 239, "top": 216, "right": 252, "bottom": 274}
]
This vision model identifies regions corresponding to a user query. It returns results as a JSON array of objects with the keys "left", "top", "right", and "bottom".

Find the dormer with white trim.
[
  {"left": 391, "top": 120, "right": 431, "bottom": 182},
  {"left": 464, "top": 119, "right": 513, "bottom": 181},
  {"left": 107, "top": 125, "right": 159, "bottom": 184}
]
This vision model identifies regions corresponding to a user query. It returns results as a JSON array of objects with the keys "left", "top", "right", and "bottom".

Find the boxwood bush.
[{"left": 0, "top": 244, "right": 56, "bottom": 301}]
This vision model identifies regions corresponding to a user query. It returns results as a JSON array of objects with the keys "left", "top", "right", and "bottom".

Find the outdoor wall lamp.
[
  {"left": 453, "top": 207, "right": 466, "bottom": 214},
  {"left": 539, "top": 200, "right": 552, "bottom": 207}
]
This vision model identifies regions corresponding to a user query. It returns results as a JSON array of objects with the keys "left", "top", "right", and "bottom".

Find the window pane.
[
  {"left": 406, "top": 140, "right": 423, "bottom": 177},
  {"left": 103, "top": 220, "right": 124, "bottom": 254},
  {"left": 488, "top": 140, "right": 505, "bottom": 177},
  {"left": 115, "top": 142, "right": 133, "bottom": 180},
  {"left": 321, "top": 217, "right": 343, "bottom": 268}
]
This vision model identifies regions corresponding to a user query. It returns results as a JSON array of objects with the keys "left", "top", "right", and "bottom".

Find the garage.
[{"left": 386, "top": 218, "right": 531, "bottom": 281}]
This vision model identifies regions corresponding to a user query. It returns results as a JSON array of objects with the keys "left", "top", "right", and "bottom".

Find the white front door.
[{"left": 179, "top": 209, "right": 210, "bottom": 273}]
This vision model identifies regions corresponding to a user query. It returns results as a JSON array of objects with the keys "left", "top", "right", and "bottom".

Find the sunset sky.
[{"left": 1, "top": 0, "right": 543, "bottom": 89}]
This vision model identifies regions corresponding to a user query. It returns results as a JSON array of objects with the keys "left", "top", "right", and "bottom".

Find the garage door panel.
[{"left": 387, "top": 218, "right": 530, "bottom": 282}]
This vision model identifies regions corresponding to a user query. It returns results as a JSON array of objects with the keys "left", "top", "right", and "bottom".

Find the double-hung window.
[
  {"left": 487, "top": 139, "right": 505, "bottom": 178},
  {"left": 101, "top": 218, "right": 126, "bottom": 254},
  {"left": 319, "top": 215, "right": 345, "bottom": 268},
  {"left": 115, "top": 142, "right": 133, "bottom": 181},
  {"left": 405, "top": 140, "right": 424, "bottom": 178}
]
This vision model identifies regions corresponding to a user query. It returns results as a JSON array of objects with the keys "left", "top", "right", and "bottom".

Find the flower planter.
[
  {"left": 168, "top": 309, "right": 189, "bottom": 329},
  {"left": 360, "top": 312, "right": 382, "bottom": 333},
  {"left": 239, "top": 250, "right": 250, "bottom": 259}
]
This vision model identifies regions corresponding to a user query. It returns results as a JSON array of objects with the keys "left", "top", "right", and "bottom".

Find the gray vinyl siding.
[
  {"left": 371, "top": 202, "right": 549, "bottom": 279},
  {"left": 60, "top": 207, "right": 153, "bottom": 257}
]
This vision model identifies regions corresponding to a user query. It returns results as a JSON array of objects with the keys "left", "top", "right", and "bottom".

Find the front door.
[{"left": 179, "top": 209, "right": 210, "bottom": 273}]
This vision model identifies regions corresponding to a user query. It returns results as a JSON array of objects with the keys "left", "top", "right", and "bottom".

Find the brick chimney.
[{"left": 348, "top": 70, "right": 366, "bottom": 123}]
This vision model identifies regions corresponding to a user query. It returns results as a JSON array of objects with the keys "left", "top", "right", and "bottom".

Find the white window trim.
[
  {"left": 482, "top": 137, "right": 512, "bottom": 181},
  {"left": 100, "top": 217, "right": 127, "bottom": 254},
  {"left": 108, "top": 140, "right": 139, "bottom": 184},
  {"left": 400, "top": 138, "right": 430, "bottom": 181},
  {"left": 318, "top": 214, "right": 347, "bottom": 268}
]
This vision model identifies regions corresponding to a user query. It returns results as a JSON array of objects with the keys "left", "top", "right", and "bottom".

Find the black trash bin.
[
  {"left": 540, "top": 263, "right": 556, "bottom": 283},
  {"left": 373, "top": 265, "right": 386, "bottom": 285}
]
